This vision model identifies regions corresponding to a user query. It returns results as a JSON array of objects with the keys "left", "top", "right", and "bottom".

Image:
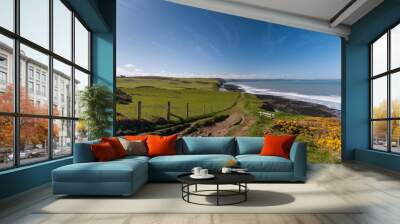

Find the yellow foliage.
[{"left": 272, "top": 117, "right": 341, "bottom": 152}]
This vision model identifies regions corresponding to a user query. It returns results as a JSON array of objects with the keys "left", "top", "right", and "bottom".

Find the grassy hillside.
[
  {"left": 116, "top": 76, "right": 341, "bottom": 164},
  {"left": 117, "top": 77, "right": 239, "bottom": 121}
]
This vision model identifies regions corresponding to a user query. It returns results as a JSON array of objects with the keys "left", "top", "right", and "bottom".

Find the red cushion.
[
  {"left": 91, "top": 142, "right": 117, "bottom": 162},
  {"left": 260, "top": 134, "right": 296, "bottom": 159},
  {"left": 146, "top": 134, "right": 178, "bottom": 157},
  {"left": 124, "top": 135, "right": 148, "bottom": 141},
  {"left": 101, "top": 137, "right": 127, "bottom": 158}
]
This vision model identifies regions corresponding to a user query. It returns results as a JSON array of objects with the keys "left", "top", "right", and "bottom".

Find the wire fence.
[{"left": 125, "top": 101, "right": 228, "bottom": 122}]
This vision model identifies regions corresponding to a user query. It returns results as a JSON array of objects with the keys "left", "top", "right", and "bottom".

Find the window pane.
[
  {"left": 74, "top": 69, "right": 89, "bottom": 118},
  {"left": 372, "top": 76, "right": 387, "bottom": 119},
  {"left": 392, "top": 24, "right": 400, "bottom": 70},
  {"left": 75, "top": 120, "right": 88, "bottom": 143},
  {"left": 0, "top": 0, "right": 14, "bottom": 31},
  {"left": 20, "top": 117, "right": 49, "bottom": 165},
  {"left": 53, "top": 119, "right": 72, "bottom": 157},
  {"left": 391, "top": 72, "right": 400, "bottom": 118},
  {"left": 0, "top": 116, "right": 13, "bottom": 170},
  {"left": 53, "top": 0, "right": 72, "bottom": 60},
  {"left": 372, "top": 33, "right": 387, "bottom": 76},
  {"left": 20, "top": 0, "right": 49, "bottom": 49},
  {"left": 391, "top": 120, "right": 400, "bottom": 153},
  {"left": 372, "top": 121, "right": 388, "bottom": 151},
  {"left": 53, "top": 59, "right": 72, "bottom": 117},
  {"left": 20, "top": 44, "right": 49, "bottom": 115},
  {"left": 0, "top": 34, "right": 14, "bottom": 112},
  {"left": 75, "top": 18, "right": 89, "bottom": 70}
]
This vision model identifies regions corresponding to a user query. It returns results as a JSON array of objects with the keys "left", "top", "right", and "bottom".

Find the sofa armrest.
[
  {"left": 73, "top": 140, "right": 100, "bottom": 163},
  {"left": 289, "top": 142, "right": 307, "bottom": 181}
]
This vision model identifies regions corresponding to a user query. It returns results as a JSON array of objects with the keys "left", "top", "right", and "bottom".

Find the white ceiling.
[
  {"left": 167, "top": 0, "right": 384, "bottom": 38},
  {"left": 229, "top": 0, "right": 352, "bottom": 23}
]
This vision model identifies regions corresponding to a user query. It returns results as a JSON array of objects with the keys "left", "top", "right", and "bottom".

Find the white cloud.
[
  {"left": 117, "top": 64, "right": 144, "bottom": 76},
  {"left": 117, "top": 64, "right": 335, "bottom": 80}
]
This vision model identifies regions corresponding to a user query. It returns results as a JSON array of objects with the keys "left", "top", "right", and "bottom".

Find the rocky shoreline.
[{"left": 222, "top": 83, "right": 340, "bottom": 117}]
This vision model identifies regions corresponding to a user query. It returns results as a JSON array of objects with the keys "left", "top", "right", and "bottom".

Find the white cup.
[
  {"left": 221, "top": 167, "right": 232, "bottom": 174},
  {"left": 200, "top": 169, "right": 208, "bottom": 176},
  {"left": 191, "top": 167, "right": 202, "bottom": 176}
]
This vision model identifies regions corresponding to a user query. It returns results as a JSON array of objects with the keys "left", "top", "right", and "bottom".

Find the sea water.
[{"left": 225, "top": 79, "right": 341, "bottom": 110}]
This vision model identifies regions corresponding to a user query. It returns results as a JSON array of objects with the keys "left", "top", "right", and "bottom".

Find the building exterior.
[{"left": 0, "top": 41, "right": 74, "bottom": 155}]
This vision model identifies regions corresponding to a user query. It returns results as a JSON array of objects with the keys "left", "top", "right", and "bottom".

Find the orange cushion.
[
  {"left": 260, "top": 134, "right": 296, "bottom": 159},
  {"left": 124, "top": 135, "right": 148, "bottom": 142},
  {"left": 124, "top": 135, "right": 147, "bottom": 143},
  {"left": 91, "top": 142, "right": 117, "bottom": 162},
  {"left": 101, "top": 137, "right": 127, "bottom": 158},
  {"left": 146, "top": 134, "right": 178, "bottom": 157}
]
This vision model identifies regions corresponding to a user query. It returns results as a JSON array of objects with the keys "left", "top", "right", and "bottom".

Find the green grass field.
[
  {"left": 117, "top": 77, "right": 240, "bottom": 121},
  {"left": 116, "top": 76, "right": 341, "bottom": 164}
]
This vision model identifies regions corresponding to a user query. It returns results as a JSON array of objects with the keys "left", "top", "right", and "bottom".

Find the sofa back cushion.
[
  {"left": 73, "top": 140, "right": 100, "bottom": 163},
  {"left": 101, "top": 137, "right": 127, "bottom": 158},
  {"left": 236, "top": 137, "right": 264, "bottom": 155},
  {"left": 91, "top": 142, "right": 118, "bottom": 161},
  {"left": 147, "top": 134, "right": 178, "bottom": 157},
  {"left": 179, "top": 137, "right": 235, "bottom": 155}
]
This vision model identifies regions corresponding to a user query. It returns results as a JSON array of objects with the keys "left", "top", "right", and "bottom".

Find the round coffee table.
[{"left": 177, "top": 173, "right": 255, "bottom": 206}]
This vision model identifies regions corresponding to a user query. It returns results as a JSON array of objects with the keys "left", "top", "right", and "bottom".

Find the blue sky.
[{"left": 117, "top": 0, "right": 341, "bottom": 79}]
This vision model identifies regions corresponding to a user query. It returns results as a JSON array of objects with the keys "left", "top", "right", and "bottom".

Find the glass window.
[
  {"left": 0, "top": 35, "right": 14, "bottom": 113},
  {"left": 75, "top": 120, "right": 88, "bottom": 143},
  {"left": 19, "top": 117, "right": 49, "bottom": 165},
  {"left": 371, "top": 25, "right": 400, "bottom": 153},
  {"left": 0, "top": 116, "right": 14, "bottom": 169},
  {"left": 20, "top": 44, "right": 49, "bottom": 115},
  {"left": 74, "top": 18, "right": 89, "bottom": 70},
  {"left": 53, "top": 0, "right": 72, "bottom": 60},
  {"left": 372, "top": 33, "right": 387, "bottom": 76},
  {"left": 391, "top": 24, "right": 400, "bottom": 70},
  {"left": 28, "top": 81, "right": 34, "bottom": 93},
  {"left": 53, "top": 59, "right": 72, "bottom": 117},
  {"left": 74, "top": 69, "right": 89, "bottom": 118},
  {"left": 372, "top": 121, "right": 388, "bottom": 151},
  {"left": 0, "top": 0, "right": 91, "bottom": 170},
  {"left": 392, "top": 120, "right": 400, "bottom": 153},
  {"left": 28, "top": 67, "right": 34, "bottom": 80},
  {"left": 53, "top": 119, "right": 72, "bottom": 157},
  {"left": 20, "top": 0, "right": 49, "bottom": 49},
  {"left": 0, "top": 0, "right": 14, "bottom": 31},
  {"left": 372, "top": 76, "right": 387, "bottom": 119},
  {"left": 391, "top": 72, "right": 400, "bottom": 118}
]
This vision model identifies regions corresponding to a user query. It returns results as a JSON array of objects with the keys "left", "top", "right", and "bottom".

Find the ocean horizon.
[{"left": 224, "top": 79, "right": 341, "bottom": 110}]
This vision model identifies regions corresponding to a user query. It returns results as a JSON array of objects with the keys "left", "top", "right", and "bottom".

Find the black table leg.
[
  {"left": 216, "top": 184, "right": 219, "bottom": 206},
  {"left": 245, "top": 183, "right": 247, "bottom": 201}
]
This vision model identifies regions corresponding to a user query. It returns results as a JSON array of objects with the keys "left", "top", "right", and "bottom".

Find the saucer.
[{"left": 190, "top": 174, "right": 215, "bottom": 179}]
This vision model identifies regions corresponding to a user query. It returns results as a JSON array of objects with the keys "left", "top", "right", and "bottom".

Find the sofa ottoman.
[{"left": 52, "top": 156, "right": 148, "bottom": 196}]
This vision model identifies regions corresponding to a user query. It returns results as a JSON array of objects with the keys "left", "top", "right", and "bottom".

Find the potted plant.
[{"left": 79, "top": 84, "right": 113, "bottom": 140}]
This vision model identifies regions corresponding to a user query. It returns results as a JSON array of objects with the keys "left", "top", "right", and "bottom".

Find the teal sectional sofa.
[{"left": 52, "top": 137, "right": 307, "bottom": 196}]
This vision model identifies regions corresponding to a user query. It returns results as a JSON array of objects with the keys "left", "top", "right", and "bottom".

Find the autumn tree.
[{"left": 0, "top": 85, "right": 59, "bottom": 152}]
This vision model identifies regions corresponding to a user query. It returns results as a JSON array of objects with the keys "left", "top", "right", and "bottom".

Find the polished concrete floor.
[{"left": 1, "top": 163, "right": 400, "bottom": 224}]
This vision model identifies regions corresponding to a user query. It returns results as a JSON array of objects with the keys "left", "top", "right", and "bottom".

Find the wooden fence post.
[
  {"left": 186, "top": 103, "right": 189, "bottom": 119},
  {"left": 167, "top": 101, "right": 171, "bottom": 121},
  {"left": 137, "top": 101, "right": 142, "bottom": 120}
]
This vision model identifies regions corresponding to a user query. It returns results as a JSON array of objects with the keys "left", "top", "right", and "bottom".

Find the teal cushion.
[
  {"left": 236, "top": 155, "right": 293, "bottom": 172},
  {"left": 180, "top": 137, "right": 235, "bottom": 155},
  {"left": 149, "top": 154, "right": 235, "bottom": 172},
  {"left": 53, "top": 159, "right": 147, "bottom": 183},
  {"left": 236, "top": 137, "right": 264, "bottom": 155},
  {"left": 73, "top": 140, "right": 101, "bottom": 163}
]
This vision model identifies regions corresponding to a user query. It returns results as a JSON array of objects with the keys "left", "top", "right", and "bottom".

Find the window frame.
[
  {"left": 0, "top": 0, "right": 92, "bottom": 171},
  {"left": 370, "top": 21, "right": 400, "bottom": 154}
]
